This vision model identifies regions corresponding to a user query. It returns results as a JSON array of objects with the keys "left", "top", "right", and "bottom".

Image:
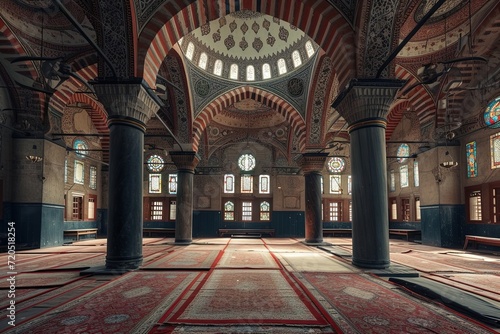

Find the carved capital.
[
  {"left": 332, "top": 79, "right": 405, "bottom": 128},
  {"left": 299, "top": 152, "right": 329, "bottom": 174},
  {"left": 92, "top": 78, "right": 162, "bottom": 129},
  {"left": 170, "top": 151, "right": 200, "bottom": 172}
]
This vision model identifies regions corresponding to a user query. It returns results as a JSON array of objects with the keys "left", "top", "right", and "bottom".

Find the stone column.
[
  {"left": 170, "top": 151, "right": 200, "bottom": 244},
  {"left": 332, "top": 79, "right": 405, "bottom": 269},
  {"left": 93, "top": 79, "right": 161, "bottom": 270},
  {"left": 300, "top": 153, "right": 329, "bottom": 244}
]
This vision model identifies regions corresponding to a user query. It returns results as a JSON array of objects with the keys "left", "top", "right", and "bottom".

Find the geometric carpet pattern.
[{"left": 1, "top": 237, "right": 499, "bottom": 333}]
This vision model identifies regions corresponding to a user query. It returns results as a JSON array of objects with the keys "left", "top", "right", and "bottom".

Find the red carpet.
[
  {"left": 407, "top": 252, "right": 500, "bottom": 273},
  {"left": 298, "top": 272, "right": 496, "bottom": 333},
  {"left": 216, "top": 250, "right": 279, "bottom": 268},
  {"left": 12, "top": 271, "right": 203, "bottom": 333},
  {"left": 162, "top": 269, "right": 327, "bottom": 327},
  {"left": 11, "top": 253, "right": 102, "bottom": 272},
  {"left": 142, "top": 249, "right": 221, "bottom": 269},
  {"left": 390, "top": 252, "right": 474, "bottom": 273}
]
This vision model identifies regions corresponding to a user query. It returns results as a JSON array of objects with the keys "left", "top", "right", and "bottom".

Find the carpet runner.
[
  {"left": 0, "top": 271, "right": 85, "bottom": 288},
  {"left": 298, "top": 272, "right": 496, "bottom": 333},
  {"left": 277, "top": 252, "right": 357, "bottom": 273},
  {"left": 216, "top": 250, "right": 279, "bottom": 269},
  {"left": 12, "top": 271, "right": 202, "bottom": 333},
  {"left": 390, "top": 252, "right": 474, "bottom": 273},
  {"left": 142, "top": 249, "right": 221, "bottom": 269},
  {"left": 161, "top": 269, "right": 328, "bottom": 327}
]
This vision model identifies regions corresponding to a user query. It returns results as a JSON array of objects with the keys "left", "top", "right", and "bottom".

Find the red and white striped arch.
[
  {"left": 137, "top": 0, "right": 355, "bottom": 89},
  {"left": 192, "top": 86, "right": 307, "bottom": 152}
]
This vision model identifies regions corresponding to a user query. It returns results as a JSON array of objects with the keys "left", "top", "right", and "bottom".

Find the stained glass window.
[
  {"left": 168, "top": 174, "right": 177, "bottom": 194},
  {"left": 74, "top": 160, "right": 84, "bottom": 184},
  {"left": 484, "top": 96, "right": 500, "bottom": 128},
  {"left": 413, "top": 161, "right": 419, "bottom": 187},
  {"left": 260, "top": 201, "right": 270, "bottom": 221},
  {"left": 73, "top": 139, "right": 88, "bottom": 157},
  {"left": 292, "top": 50, "right": 302, "bottom": 68},
  {"left": 186, "top": 42, "right": 194, "bottom": 60},
  {"left": 147, "top": 155, "right": 164, "bottom": 172},
  {"left": 327, "top": 157, "right": 345, "bottom": 173},
  {"left": 224, "top": 201, "right": 235, "bottom": 221},
  {"left": 149, "top": 174, "right": 161, "bottom": 193},
  {"left": 490, "top": 132, "right": 500, "bottom": 169},
  {"left": 329, "top": 175, "right": 341, "bottom": 194},
  {"left": 466, "top": 141, "right": 477, "bottom": 177},
  {"left": 238, "top": 153, "right": 256, "bottom": 171},
  {"left": 400, "top": 165, "right": 409, "bottom": 187},
  {"left": 214, "top": 59, "right": 223, "bottom": 76},
  {"left": 262, "top": 63, "right": 271, "bottom": 79},
  {"left": 169, "top": 200, "right": 176, "bottom": 220},
  {"left": 246, "top": 65, "right": 255, "bottom": 81},
  {"left": 277, "top": 58, "right": 287, "bottom": 75},
  {"left": 198, "top": 52, "right": 208, "bottom": 69},
  {"left": 469, "top": 191, "right": 482, "bottom": 221},
  {"left": 64, "top": 158, "right": 68, "bottom": 183},
  {"left": 230, "top": 64, "right": 238, "bottom": 79},
  {"left": 259, "top": 175, "right": 270, "bottom": 194},
  {"left": 224, "top": 174, "right": 235, "bottom": 193},
  {"left": 89, "top": 166, "right": 97, "bottom": 190},
  {"left": 241, "top": 175, "right": 253, "bottom": 193},
  {"left": 151, "top": 201, "right": 163, "bottom": 220},
  {"left": 348, "top": 175, "right": 352, "bottom": 195},
  {"left": 305, "top": 41, "right": 314, "bottom": 57},
  {"left": 397, "top": 143, "right": 410, "bottom": 163}
]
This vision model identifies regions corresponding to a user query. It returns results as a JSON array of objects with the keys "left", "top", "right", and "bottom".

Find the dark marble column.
[
  {"left": 300, "top": 153, "right": 329, "bottom": 244},
  {"left": 93, "top": 79, "right": 160, "bottom": 270},
  {"left": 332, "top": 79, "right": 405, "bottom": 269},
  {"left": 170, "top": 151, "right": 200, "bottom": 244}
]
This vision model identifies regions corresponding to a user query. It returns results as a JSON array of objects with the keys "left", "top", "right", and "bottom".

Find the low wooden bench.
[
  {"left": 218, "top": 228, "right": 275, "bottom": 237},
  {"left": 389, "top": 229, "right": 421, "bottom": 241},
  {"left": 323, "top": 228, "right": 352, "bottom": 237},
  {"left": 463, "top": 235, "right": 500, "bottom": 250},
  {"left": 64, "top": 228, "right": 98, "bottom": 241},
  {"left": 143, "top": 227, "right": 175, "bottom": 237}
]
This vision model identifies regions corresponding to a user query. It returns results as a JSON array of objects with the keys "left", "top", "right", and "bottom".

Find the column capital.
[
  {"left": 299, "top": 152, "right": 329, "bottom": 174},
  {"left": 170, "top": 151, "right": 200, "bottom": 172},
  {"left": 331, "top": 79, "right": 405, "bottom": 129},
  {"left": 92, "top": 78, "right": 162, "bottom": 129}
]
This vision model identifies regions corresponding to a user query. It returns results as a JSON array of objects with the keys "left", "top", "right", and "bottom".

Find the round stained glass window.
[
  {"left": 73, "top": 139, "right": 88, "bottom": 157},
  {"left": 397, "top": 144, "right": 410, "bottom": 163},
  {"left": 327, "top": 157, "right": 345, "bottom": 173},
  {"left": 484, "top": 96, "right": 500, "bottom": 128},
  {"left": 147, "top": 155, "right": 164, "bottom": 172},
  {"left": 238, "top": 153, "right": 256, "bottom": 171}
]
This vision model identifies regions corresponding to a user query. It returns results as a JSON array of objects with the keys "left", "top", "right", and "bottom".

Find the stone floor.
[{"left": 1, "top": 237, "right": 499, "bottom": 333}]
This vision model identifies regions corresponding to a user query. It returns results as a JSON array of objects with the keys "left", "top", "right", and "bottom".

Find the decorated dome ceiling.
[
  {"left": 178, "top": 10, "right": 318, "bottom": 82},
  {"left": 212, "top": 99, "right": 287, "bottom": 128}
]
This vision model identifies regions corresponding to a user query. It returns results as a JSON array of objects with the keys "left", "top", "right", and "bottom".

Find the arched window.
[
  {"left": 230, "top": 64, "right": 239, "bottom": 80},
  {"left": 305, "top": 40, "right": 315, "bottom": 58},
  {"left": 214, "top": 59, "right": 223, "bottom": 76},
  {"left": 292, "top": 50, "right": 302, "bottom": 68},
  {"left": 246, "top": 65, "right": 255, "bottom": 81},
  {"left": 168, "top": 174, "right": 177, "bottom": 194},
  {"left": 224, "top": 174, "right": 235, "bottom": 193},
  {"left": 198, "top": 52, "right": 208, "bottom": 69},
  {"left": 277, "top": 58, "right": 287, "bottom": 75},
  {"left": 259, "top": 175, "right": 270, "bottom": 194},
  {"left": 397, "top": 143, "right": 410, "bottom": 163},
  {"left": 73, "top": 139, "right": 88, "bottom": 157},
  {"left": 224, "top": 201, "right": 235, "bottom": 221},
  {"left": 260, "top": 201, "right": 270, "bottom": 221},
  {"left": 149, "top": 174, "right": 161, "bottom": 193},
  {"left": 186, "top": 42, "right": 195, "bottom": 60},
  {"left": 466, "top": 141, "right": 477, "bottom": 178},
  {"left": 262, "top": 63, "right": 271, "bottom": 79}
]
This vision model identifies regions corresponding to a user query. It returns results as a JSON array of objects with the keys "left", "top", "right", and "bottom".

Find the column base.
[
  {"left": 304, "top": 238, "right": 324, "bottom": 245},
  {"left": 352, "top": 258, "right": 390, "bottom": 269},
  {"left": 105, "top": 255, "right": 143, "bottom": 270},
  {"left": 174, "top": 238, "right": 192, "bottom": 245}
]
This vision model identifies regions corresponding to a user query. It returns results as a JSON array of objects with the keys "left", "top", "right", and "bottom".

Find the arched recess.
[
  {"left": 193, "top": 86, "right": 307, "bottom": 154},
  {"left": 137, "top": 0, "right": 355, "bottom": 90}
]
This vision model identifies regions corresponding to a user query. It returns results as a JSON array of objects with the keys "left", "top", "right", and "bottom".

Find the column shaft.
[{"left": 304, "top": 171, "right": 323, "bottom": 243}]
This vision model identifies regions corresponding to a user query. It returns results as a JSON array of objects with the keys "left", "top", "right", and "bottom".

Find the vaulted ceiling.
[{"left": 0, "top": 0, "right": 499, "bottom": 168}]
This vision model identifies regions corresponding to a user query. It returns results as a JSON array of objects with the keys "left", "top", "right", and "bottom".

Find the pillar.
[
  {"left": 93, "top": 79, "right": 161, "bottom": 270},
  {"left": 332, "top": 79, "right": 405, "bottom": 268},
  {"left": 300, "top": 153, "right": 329, "bottom": 244},
  {"left": 170, "top": 151, "right": 200, "bottom": 244}
]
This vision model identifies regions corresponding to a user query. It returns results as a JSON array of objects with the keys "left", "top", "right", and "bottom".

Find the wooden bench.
[
  {"left": 463, "top": 235, "right": 500, "bottom": 250},
  {"left": 389, "top": 229, "right": 421, "bottom": 241},
  {"left": 218, "top": 228, "right": 275, "bottom": 237},
  {"left": 143, "top": 228, "right": 175, "bottom": 237},
  {"left": 64, "top": 228, "right": 98, "bottom": 241},
  {"left": 323, "top": 228, "right": 352, "bottom": 237}
]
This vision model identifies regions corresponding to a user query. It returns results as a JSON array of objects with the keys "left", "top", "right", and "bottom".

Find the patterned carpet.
[{"left": 1, "top": 238, "right": 499, "bottom": 333}]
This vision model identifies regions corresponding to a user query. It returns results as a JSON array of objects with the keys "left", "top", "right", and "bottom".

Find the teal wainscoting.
[{"left": 420, "top": 204, "right": 464, "bottom": 248}]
